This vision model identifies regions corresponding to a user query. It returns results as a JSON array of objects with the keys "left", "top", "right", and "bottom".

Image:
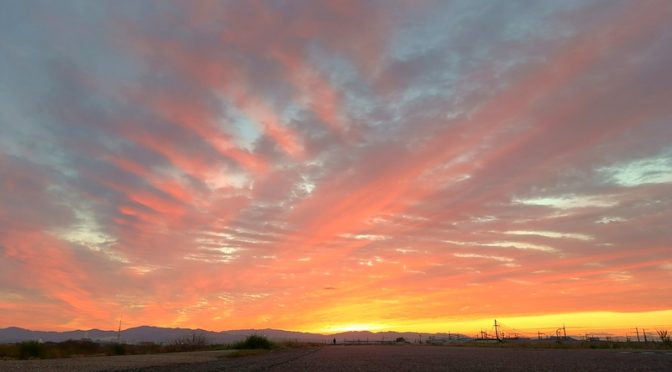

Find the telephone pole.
[
  {"left": 117, "top": 314, "right": 122, "bottom": 343},
  {"left": 643, "top": 329, "right": 648, "bottom": 342},
  {"left": 636, "top": 328, "right": 640, "bottom": 342},
  {"left": 494, "top": 319, "right": 500, "bottom": 341}
]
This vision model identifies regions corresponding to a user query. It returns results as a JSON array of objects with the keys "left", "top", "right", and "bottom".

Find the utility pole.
[
  {"left": 494, "top": 319, "right": 500, "bottom": 341},
  {"left": 643, "top": 329, "right": 648, "bottom": 343},
  {"left": 117, "top": 314, "right": 122, "bottom": 343},
  {"left": 636, "top": 328, "right": 641, "bottom": 342}
]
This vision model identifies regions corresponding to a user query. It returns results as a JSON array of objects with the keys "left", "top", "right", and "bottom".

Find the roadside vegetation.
[
  {"left": 0, "top": 340, "right": 134, "bottom": 360},
  {"left": 230, "top": 334, "right": 273, "bottom": 350},
  {"left": 434, "top": 339, "right": 672, "bottom": 350},
  {"left": 4, "top": 333, "right": 669, "bottom": 360},
  {"left": 0, "top": 334, "right": 320, "bottom": 360}
]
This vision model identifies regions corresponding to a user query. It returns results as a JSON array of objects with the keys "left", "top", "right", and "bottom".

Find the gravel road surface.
[
  {"left": 277, "top": 345, "right": 672, "bottom": 372},
  {"left": 0, "top": 349, "right": 235, "bottom": 371},
  {"left": 2, "top": 345, "right": 671, "bottom": 371}
]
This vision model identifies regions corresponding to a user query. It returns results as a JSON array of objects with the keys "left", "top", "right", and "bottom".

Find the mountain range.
[{"left": 0, "top": 326, "right": 464, "bottom": 344}]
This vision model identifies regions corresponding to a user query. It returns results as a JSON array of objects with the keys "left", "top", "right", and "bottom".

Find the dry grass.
[{"left": 224, "top": 349, "right": 270, "bottom": 358}]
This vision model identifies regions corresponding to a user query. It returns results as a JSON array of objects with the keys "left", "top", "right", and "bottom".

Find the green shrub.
[
  {"left": 231, "top": 335, "right": 273, "bottom": 350},
  {"left": 0, "top": 344, "right": 20, "bottom": 359},
  {"left": 111, "top": 343, "right": 126, "bottom": 355},
  {"left": 167, "top": 333, "right": 209, "bottom": 352},
  {"left": 276, "top": 340, "right": 320, "bottom": 349},
  {"left": 18, "top": 341, "right": 44, "bottom": 359}
]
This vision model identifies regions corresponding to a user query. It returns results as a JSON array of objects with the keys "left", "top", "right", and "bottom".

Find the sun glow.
[
  {"left": 299, "top": 310, "right": 672, "bottom": 337},
  {"left": 322, "top": 323, "right": 388, "bottom": 334}
]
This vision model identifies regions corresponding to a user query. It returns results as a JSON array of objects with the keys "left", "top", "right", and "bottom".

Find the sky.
[{"left": 1, "top": 0, "right": 671, "bottom": 337}]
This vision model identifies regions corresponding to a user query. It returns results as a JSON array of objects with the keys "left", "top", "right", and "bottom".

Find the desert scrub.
[
  {"left": 276, "top": 340, "right": 322, "bottom": 349},
  {"left": 18, "top": 341, "right": 45, "bottom": 359},
  {"left": 231, "top": 335, "right": 274, "bottom": 350}
]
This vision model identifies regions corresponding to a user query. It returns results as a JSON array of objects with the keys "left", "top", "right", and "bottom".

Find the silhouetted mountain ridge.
[{"left": 0, "top": 326, "right": 464, "bottom": 344}]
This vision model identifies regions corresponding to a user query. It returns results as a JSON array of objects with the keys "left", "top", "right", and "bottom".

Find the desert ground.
[{"left": 1, "top": 345, "right": 671, "bottom": 371}]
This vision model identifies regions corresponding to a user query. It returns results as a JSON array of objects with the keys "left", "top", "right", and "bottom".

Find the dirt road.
[
  {"left": 2, "top": 345, "right": 671, "bottom": 371},
  {"left": 277, "top": 345, "right": 672, "bottom": 372},
  {"left": 0, "top": 349, "right": 235, "bottom": 371}
]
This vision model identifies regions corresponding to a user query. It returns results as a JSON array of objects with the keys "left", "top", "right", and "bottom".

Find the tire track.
[{"left": 262, "top": 348, "right": 320, "bottom": 371}]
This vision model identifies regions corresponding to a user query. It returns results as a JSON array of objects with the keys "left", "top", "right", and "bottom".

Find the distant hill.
[{"left": 0, "top": 326, "right": 465, "bottom": 344}]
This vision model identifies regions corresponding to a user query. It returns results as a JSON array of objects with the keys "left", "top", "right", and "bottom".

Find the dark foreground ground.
[{"left": 2, "top": 345, "right": 671, "bottom": 371}]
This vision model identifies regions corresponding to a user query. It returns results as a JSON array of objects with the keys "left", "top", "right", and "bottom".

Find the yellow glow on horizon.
[
  {"left": 303, "top": 310, "right": 672, "bottom": 335},
  {"left": 323, "top": 323, "right": 388, "bottom": 333}
]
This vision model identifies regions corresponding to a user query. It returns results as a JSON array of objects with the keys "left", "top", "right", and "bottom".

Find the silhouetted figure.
[{"left": 333, "top": 338, "right": 336, "bottom": 345}]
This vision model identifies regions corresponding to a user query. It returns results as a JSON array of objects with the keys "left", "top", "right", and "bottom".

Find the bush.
[
  {"left": 0, "top": 344, "right": 20, "bottom": 359},
  {"left": 57, "top": 340, "right": 100, "bottom": 356},
  {"left": 657, "top": 330, "right": 671, "bottom": 346},
  {"left": 111, "top": 343, "right": 126, "bottom": 355},
  {"left": 231, "top": 335, "right": 273, "bottom": 350},
  {"left": 276, "top": 340, "right": 321, "bottom": 349},
  {"left": 18, "top": 341, "right": 44, "bottom": 359},
  {"left": 168, "top": 333, "right": 209, "bottom": 352}
]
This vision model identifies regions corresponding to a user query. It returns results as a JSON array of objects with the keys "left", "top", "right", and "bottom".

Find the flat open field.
[{"left": 2, "top": 345, "right": 671, "bottom": 371}]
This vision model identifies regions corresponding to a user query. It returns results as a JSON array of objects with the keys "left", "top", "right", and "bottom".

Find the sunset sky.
[{"left": 1, "top": 0, "right": 671, "bottom": 337}]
